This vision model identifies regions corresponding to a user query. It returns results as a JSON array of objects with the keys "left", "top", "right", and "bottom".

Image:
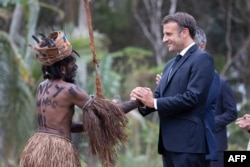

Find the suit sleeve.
[
  {"left": 215, "top": 78, "right": 237, "bottom": 132},
  {"left": 138, "top": 106, "right": 156, "bottom": 116},
  {"left": 137, "top": 63, "right": 169, "bottom": 117},
  {"left": 205, "top": 71, "right": 220, "bottom": 111}
]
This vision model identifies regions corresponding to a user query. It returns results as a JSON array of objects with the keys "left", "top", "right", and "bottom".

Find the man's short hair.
[
  {"left": 195, "top": 27, "right": 207, "bottom": 46},
  {"left": 161, "top": 12, "right": 197, "bottom": 39}
]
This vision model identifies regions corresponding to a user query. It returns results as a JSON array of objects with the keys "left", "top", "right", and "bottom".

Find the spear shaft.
[{"left": 83, "top": 0, "right": 103, "bottom": 98}]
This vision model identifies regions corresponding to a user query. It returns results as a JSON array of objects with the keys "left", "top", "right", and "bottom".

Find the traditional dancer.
[{"left": 19, "top": 31, "right": 141, "bottom": 167}]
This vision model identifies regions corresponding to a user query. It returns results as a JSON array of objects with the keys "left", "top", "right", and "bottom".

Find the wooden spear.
[
  {"left": 82, "top": 1, "right": 128, "bottom": 167},
  {"left": 83, "top": 0, "right": 104, "bottom": 98}
]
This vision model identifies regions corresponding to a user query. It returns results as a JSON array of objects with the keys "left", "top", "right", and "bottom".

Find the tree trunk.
[{"left": 132, "top": 0, "right": 178, "bottom": 66}]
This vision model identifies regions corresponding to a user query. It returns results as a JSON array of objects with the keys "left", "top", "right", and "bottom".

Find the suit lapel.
[
  {"left": 161, "top": 45, "right": 199, "bottom": 93},
  {"left": 159, "top": 64, "right": 172, "bottom": 93},
  {"left": 167, "top": 56, "right": 184, "bottom": 81}
]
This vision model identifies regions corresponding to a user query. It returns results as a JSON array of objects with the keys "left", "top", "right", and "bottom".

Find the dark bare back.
[{"left": 36, "top": 79, "right": 89, "bottom": 139}]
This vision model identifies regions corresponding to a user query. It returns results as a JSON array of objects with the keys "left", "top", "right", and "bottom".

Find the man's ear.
[
  {"left": 181, "top": 28, "right": 189, "bottom": 38},
  {"left": 61, "top": 66, "right": 66, "bottom": 74},
  {"left": 199, "top": 43, "right": 206, "bottom": 50}
]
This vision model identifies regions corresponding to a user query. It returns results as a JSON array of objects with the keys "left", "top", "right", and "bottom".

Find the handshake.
[{"left": 129, "top": 73, "right": 162, "bottom": 109}]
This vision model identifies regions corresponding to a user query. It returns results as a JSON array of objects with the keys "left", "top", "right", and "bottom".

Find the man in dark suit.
[
  {"left": 130, "top": 12, "right": 215, "bottom": 167},
  {"left": 210, "top": 77, "right": 237, "bottom": 167},
  {"left": 194, "top": 27, "right": 220, "bottom": 166},
  {"left": 155, "top": 26, "right": 220, "bottom": 166}
]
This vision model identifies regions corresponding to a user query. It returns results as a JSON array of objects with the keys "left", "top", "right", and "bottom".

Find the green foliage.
[
  {"left": 228, "top": 121, "right": 249, "bottom": 151},
  {"left": 68, "top": 31, "right": 110, "bottom": 59},
  {"left": 93, "top": 1, "right": 132, "bottom": 33},
  {"left": 0, "top": 0, "right": 21, "bottom": 7},
  {"left": 2, "top": 1, "right": 250, "bottom": 166},
  {"left": 0, "top": 31, "right": 35, "bottom": 165},
  {"left": 228, "top": 106, "right": 250, "bottom": 151},
  {"left": 110, "top": 46, "right": 152, "bottom": 77},
  {"left": 86, "top": 53, "right": 122, "bottom": 98},
  {"left": 213, "top": 53, "right": 226, "bottom": 73},
  {"left": 109, "top": 46, "right": 153, "bottom": 99},
  {"left": 116, "top": 112, "right": 162, "bottom": 167}
]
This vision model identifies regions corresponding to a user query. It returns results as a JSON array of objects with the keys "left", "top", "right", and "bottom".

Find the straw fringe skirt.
[{"left": 19, "top": 132, "right": 81, "bottom": 167}]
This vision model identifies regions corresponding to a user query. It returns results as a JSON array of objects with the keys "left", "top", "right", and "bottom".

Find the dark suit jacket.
[
  {"left": 139, "top": 44, "right": 214, "bottom": 154},
  {"left": 215, "top": 77, "right": 237, "bottom": 151},
  {"left": 205, "top": 71, "right": 220, "bottom": 160}
]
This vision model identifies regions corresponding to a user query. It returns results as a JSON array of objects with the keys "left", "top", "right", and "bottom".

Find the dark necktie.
[{"left": 168, "top": 54, "right": 182, "bottom": 81}]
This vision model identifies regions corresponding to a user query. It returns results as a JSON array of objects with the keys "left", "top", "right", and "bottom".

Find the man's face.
[
  {"left": 64, "top": 55, "right": 78, "bottom": 84},
  {"left": 162, "top": 22, "right": 185, "bottom": 53}
]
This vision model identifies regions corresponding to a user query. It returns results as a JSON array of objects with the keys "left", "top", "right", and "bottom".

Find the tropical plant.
[{"left": 0, "top": 30, "right": 36, "bottom": 167}]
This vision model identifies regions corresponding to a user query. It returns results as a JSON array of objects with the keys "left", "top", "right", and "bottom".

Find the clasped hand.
[
  {"left": 235, "top": 114, "right": 250, "bottom": 131},
  {"left": 130, "top": 87, "right": 154, "bottom": 108}
]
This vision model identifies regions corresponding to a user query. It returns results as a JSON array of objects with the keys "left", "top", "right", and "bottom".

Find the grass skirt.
[{"left": 19, "top": 132, "right": 81, "bottom": 167}]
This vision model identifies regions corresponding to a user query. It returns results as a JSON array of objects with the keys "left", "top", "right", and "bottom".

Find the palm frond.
[{"left": 0, "top": 30, "right": 36, "bottom": 164}]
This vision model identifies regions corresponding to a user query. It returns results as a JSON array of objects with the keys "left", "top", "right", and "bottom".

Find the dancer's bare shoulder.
[
  {"left": 37, "top": 80, "right": 90, "bottom": 109},
  {"left": 62, "top": 81, "right": 90, "bottom": 108}
]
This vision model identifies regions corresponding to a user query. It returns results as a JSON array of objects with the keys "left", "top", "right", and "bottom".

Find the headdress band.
[{"left": 32, "top": 31, "right": 72, "bottom": 66}]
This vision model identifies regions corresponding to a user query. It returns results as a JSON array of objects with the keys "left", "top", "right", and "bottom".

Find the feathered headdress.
[{"left": 31, "top": 31, "right": 72, "bottom": 66}]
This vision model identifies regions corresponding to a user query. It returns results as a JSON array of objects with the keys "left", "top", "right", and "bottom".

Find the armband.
[{"left": 82, "top": 97, "right": 93, "bottom": 111}]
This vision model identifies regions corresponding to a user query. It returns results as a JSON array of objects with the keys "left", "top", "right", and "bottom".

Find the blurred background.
[{"left": 1, "top": 0, "right": 250, "bottom": 166}]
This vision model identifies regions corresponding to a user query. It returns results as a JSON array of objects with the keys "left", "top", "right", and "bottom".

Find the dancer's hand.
[{"left": 130, "top": 87, "right": 154, "bottom": 108}]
